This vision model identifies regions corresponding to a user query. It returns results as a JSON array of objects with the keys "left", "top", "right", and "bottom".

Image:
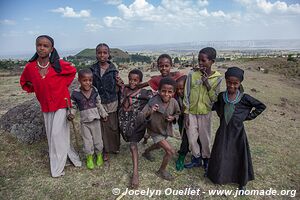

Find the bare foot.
[
  {"left": 103, "top": 153, "right": 109, "bottom": 161},
  {"left": 131, "top": 174, "right": 139, "bottom": 189}
]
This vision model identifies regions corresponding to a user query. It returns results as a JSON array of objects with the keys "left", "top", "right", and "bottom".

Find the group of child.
[{"left": 20, "top": 35, "right": 266, "bottom": 191}]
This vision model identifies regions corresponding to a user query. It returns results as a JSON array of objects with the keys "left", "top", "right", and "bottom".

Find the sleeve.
[
  {"left": 183, "top": 71, "right": 192, "bottom": 114},
  {"left": 96, "top": 94, "right": 108, "bottom": 118},
  {"left": 208, "top": 76, "right": 223, "bottom": 103},
  {"left": 20, "top": 64, "right": 34, "bottom": 93},
  {"left": 212, "top": 93, "right": 223, "bottom": 118},
  {"left": 59, "top": 60, "right": 76, "bottom": 87},
  {"left": 70, "top": 92, "right": 78, "bottom": 115},
  {"left": 245, "top": 94, "right": 266, "bottom": 120},
  {"left": 136, "top": 104, "right": 152, "bottom": 124},
  {"left": 148, "top": 76, "right": 159, "bottom": 91},
  {"left": 173, "top": 100, "right": 181, "bottom": 123}
]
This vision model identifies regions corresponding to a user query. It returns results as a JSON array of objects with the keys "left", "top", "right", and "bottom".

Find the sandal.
[{"left": 155, "top": 170, "right": 174, "bottom": 181}]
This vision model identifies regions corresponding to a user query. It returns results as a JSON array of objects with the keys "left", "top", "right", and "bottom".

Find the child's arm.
[
  {"left": 68, "top": 93, "right": 78, "bottom": 121},
  {"left": 206, "top": 76, "right": 222, "bottom": 103},
  {"left": 166, "top": 100, "right": 181, "bottom": 123},
  {"left": 20, "top": 64, "right": 34, "bottom": 93},
  {"left": 96, "top": 94, "right": 108, "bottom": 120},
  {"left": 245, "top": 94, "right": 266, "bottom": 120},
  {"left": 59, "top": 60, "right": 76, "bottom": 87},
  {"left": 137, "top": 81, "right": 149, "bottom": 89}
]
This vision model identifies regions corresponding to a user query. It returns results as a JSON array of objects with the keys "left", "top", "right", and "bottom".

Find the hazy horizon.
[{"left": 1, "top": 38, "right": 300, "bottom": 59}]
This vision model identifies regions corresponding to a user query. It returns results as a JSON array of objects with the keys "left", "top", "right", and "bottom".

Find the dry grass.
[{"left": 0, "top": 62, "right": 299, "bottom": 200}]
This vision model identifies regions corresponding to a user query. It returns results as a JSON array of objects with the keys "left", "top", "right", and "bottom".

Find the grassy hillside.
[
  {"left": 75, "top": 48, "right": 130, "bottom": 60},
  {"left": 0, "top": 61, "right": 299, "bottom": 200}
]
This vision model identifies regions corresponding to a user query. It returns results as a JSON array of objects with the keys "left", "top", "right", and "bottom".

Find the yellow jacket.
[{"left": 184, "top": 70, "right": 222, "bottom": 115}]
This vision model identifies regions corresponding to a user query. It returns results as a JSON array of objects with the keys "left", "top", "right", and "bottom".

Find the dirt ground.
[{"left": 0, "top": 62, "right": 299, "bottom": 200}]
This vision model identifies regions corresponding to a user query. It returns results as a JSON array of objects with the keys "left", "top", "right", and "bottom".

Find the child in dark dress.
[
  {"left": 207, "top": 67, "right": 266, "bottom": 191},
  {"left": 119, "top": 69, "right": 152, "bottom": 188}
]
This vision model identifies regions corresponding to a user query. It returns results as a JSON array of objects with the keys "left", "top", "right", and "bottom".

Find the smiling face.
[
  {"left": 96, "top": 45, "right": 110, "bottom": 64},
  {"left": 36, "top": 37, "right": 53, "bottom": 59},
  {"left": 158, "top": 57, "right": 172, "bottom": 77},
  {"left": 79, "top": 73, "right": 93, "bottom": 92},
  {"left": 128, "top": 73, "right": 141, "bottom": 90},
  {"left": 159, "top": 84, "right": 175, "bottom": 103},
  {"left": 226, "top": 76, "right": 241, "bottom": 95},
  {"left": 198, "top": 53, "right": 214, "bottom": 72}
]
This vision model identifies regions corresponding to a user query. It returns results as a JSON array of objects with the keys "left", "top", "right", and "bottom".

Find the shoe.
[
  {"left": 175, "top": 154, "right": 185, "bottom": 171},
  {"left": 142, "top": 151, "right": 155, "bottom": 162},
  {"left": 86, "top": 154, "right": 94, "bottom": 170},
  {"left": 203, "top": 158, "right": 209, "bottom": 177},
  {"left": 96, "top": 153, "right": 104, "bottom": 167},
  {"left": 184, "top": 156, "right": 202, "bottom": 169}
]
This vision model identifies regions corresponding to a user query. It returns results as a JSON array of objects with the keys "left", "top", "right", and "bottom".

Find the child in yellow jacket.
[{"left": 183, "top": 47, "right": 222, "bottom": 176}]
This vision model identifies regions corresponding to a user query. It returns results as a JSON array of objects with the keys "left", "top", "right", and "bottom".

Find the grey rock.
[
  {"left": 0, "top": 98, "right": 45, "bottom": 144},
  {"left": 0, "top": 80, "right": 79, "bottom": 144}
]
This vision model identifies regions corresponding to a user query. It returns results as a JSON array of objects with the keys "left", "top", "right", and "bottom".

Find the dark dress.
[
  {"left": 207, "top": 92, "right": 266, "bottom": 186},
  {"left": 119, "top": 87, "right": 152, "bottom": 143}
]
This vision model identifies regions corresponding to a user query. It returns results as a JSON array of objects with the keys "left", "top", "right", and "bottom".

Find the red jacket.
[
  {"left": 20, "top": 59, "right": 76, "bottom": 112},
  {"left": 148, "top": 71, "right": 185, "bottom": 91}
]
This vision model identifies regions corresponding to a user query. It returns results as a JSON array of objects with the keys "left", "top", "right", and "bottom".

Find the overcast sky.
[{"left": 0, "top": 0, "right": 300, "bottom": 55}]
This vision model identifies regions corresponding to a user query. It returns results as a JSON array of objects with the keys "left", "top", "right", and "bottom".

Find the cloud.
[
  {"left": 0, "top": 19, "right": 16, "bottom": 25},
  {"left": 117, "top": 0, "right": 161, "bottom": 21},
  {"left": 235, "top": 0, "right": 300, "bottom": 15},
  {"left": 197, "top": 0, "right": 209, "bottom": 7},
  {"left": 114, "top": 0, "right": 239, "bottom": 25},
  {"left": 51, "top": 6, "right": 91, "bottom": 18},
  {"left": 256, "top": 0, "right": 300, "bottom": 14},
  {"left": 27, "top": 30, "right": 40, "bottom": 35},
  {"left": 85, "top": 23, "right": 103, "bottom": 32},
  {"left": 103, "top": 16, "right": 125, "bottom": 27},
  {"left": 105, "top": 0, "right": 122, "bottom": 5}
]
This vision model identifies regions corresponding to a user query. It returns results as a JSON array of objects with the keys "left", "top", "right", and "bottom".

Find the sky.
[{"left": 0, "top": 0, "right": 300, "bottom": 55}]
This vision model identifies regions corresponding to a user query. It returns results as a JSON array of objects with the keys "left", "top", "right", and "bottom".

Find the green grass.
[{"left": 0, "top": 65, "right": 299, "bottom": 200}]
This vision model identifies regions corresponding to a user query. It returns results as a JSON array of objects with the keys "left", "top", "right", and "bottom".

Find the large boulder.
[
  {"left": 0, "top": 79, "right": 80, "bottom": 144},
  {"left": 0, "top": 98, "right": 45, "bottom": 144}
]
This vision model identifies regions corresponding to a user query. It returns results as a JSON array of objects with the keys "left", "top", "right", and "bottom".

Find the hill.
[{"left": 75, "top": 48, "right": 130, "bottom": 60}]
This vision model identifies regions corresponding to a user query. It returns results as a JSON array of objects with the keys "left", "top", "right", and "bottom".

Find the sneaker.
[
  {"left": 86, "top": 154, "right": 94, "bottom": 170},
  {"left": 96, "top": 153, "right": 104, "bottom": 167},
  {"left": 184, "top": 156, "right": 202, "bottom": 169}
]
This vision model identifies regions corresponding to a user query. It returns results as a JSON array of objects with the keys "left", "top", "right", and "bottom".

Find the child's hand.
[
  {"left": 151, "top": 104, "right": 159, "bottom": 112},
  {"left": 166, "top": 115, "right": 175, "bottom": 122},
  {"left": 115, "top": 73, "right": 124, "bottom": 86},
  {"left": 67, "top": 114, "right": 75, "bottom": 121},
  {"left": 102, "top": 116, "right": 108, "bottom": 122},
  {"left": 184, "top": 114, "right": 189, "bottom": 129}
]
